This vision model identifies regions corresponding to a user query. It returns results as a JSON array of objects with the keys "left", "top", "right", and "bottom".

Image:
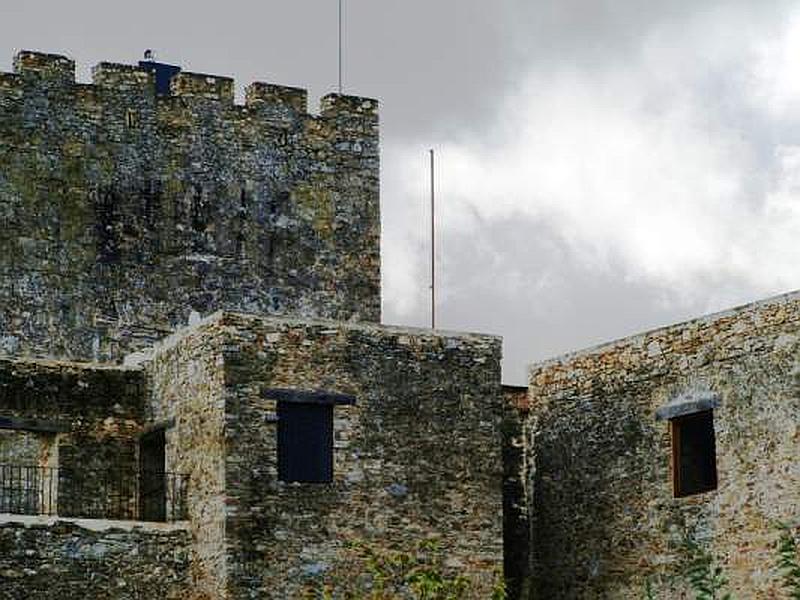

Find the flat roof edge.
[{"left": 528, "top": 287, "right": 800, "bottom": 372}]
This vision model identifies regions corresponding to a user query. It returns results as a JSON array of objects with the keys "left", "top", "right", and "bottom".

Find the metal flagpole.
[
  {"left": 338, "top": 0, "right": 343, "bottom": 93},
  {"left": 430, "top": 149, "right": 435, "bottom": 329}
]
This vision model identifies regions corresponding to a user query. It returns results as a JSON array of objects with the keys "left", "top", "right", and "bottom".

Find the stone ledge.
[{"left": 0, "top": 513, "right": 189, "bottom": 532}]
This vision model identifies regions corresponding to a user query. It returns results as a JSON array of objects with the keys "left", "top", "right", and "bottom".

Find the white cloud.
[
  {"left": 382, "top": 2, "right": 800, "bottom": 337},
  {"left": 750, "top": 10, "right": 800, "bottom": 119}
]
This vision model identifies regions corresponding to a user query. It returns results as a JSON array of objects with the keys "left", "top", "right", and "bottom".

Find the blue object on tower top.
[{"left": 138, "top": 50, "right": 181, "bottom": 95}]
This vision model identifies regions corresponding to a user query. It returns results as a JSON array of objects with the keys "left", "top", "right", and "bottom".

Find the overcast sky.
[{"left": 2, "top": 1, "right": 799, "bottom": 383}]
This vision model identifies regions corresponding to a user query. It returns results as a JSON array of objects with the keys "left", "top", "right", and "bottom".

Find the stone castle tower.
[
  {"left": 0, "top": 50, "right": 380, "bottom": 362},
  {"left": 0, "top": 51, "right": 505, "bottom": 599}
]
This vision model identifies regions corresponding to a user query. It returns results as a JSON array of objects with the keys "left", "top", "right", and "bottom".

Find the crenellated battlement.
[
  {"left": 92, "top": 62, "right": 154, "bottom": 92},
  {"left": 0, "top": 49, "right": 381, "bottom": 363},
  {"left": 321, "top": 93, "right": 379, "bottom": 118},
  {"left": 246, "top": 82, "right": 307, "bottom": 113},
  {"left": 13, "top": 50, "right": 75, "bottom": 82},
  {"left": 2, "top": 50, "right": 378, "bottom": 122},
  {"left": 170, "top": 71, "right": 234, "bottom": 103}
]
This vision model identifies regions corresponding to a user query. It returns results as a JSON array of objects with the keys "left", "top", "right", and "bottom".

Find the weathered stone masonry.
[
  {"left": 141, "top": 317, "right": 228, "bottom": 598},
  {"left": 0, "top": 302, "right": 506, "bottom": 599},
  {"left": 0, "top": 519, "right": 192, "bottom": 599},
  {"left": 0, "top": 356, "right": 199, "bottom": 598},
  {"left": 0, "top": 356, "right": 146, "bottom": 513},
  {"left": 6, "top": 47, "right": 800, "bottom": 600},
  {"left": 5, "top": 46, "right": 800, "bottom": 600},
  {"left": 525, "top": 290, "right": 800, "bottom": 599},
  {"left": 501, "top": 385, "right": 531, "bottom": 600},
  {"left": 0, "top": 49, "right": 510, "bottom": 599},
  {"left": 0, "top": 50, "right": 380, "bottom": 363},
  {"left": 135, "top": 311, "right": 505, "bottom": 599}
]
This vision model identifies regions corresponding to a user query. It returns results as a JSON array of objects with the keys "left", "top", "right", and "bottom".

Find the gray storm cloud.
[{"left": 382, "top": 2, "right": 800, "bottom": 382}]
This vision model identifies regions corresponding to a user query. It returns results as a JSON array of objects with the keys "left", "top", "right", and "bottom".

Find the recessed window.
[
  {"left": 671, "top": 410, "right": 717, "bottom": 498},
  {"left": 265, "top": 388, "right": 355, "bottom": 484},
  {"left": 126, "top": 108, "right": 139, "bottom": 128},
  {"left": 139, "top": 428, "right": 166, "bottom": 521},
  {"left": 277, "top": 402, "right": 333, "bottom": 483}
]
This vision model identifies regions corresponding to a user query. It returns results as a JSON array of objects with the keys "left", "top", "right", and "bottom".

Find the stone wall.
[
  {"left": 0, "top": 518, "right": 195, "bottom": 599},
  {"left": 0, "top": 357, "right": 144, "bottom": 422},
  {"left": 140, "top": 311, "right": 504, "bottom": 599},
  {"left": 0, "top": 50, "right": 380, "bottom": 363},
  {"left": 0, "top": 358, "right": 146, "bottom": 518},
  {"left": 139, "top": 321, "right": 229, "bottom": 597},
  {"left": 220, "top": 313, "right": 503, "bottom": 599},
  {"left": 526, "top": 290, "right": 800, "bottom": 598},
  {"left": 0, "top": 429, "right": 49, "bottom": 464}
]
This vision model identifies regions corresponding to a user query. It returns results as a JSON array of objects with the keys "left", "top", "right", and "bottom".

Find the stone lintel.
[
  {"left": 262, "top": 388, "right": 356, "bottom": 406},
  {"left": 655, "top": 391, "right": 720, "bottom": 421},
  {"left": 140, "top": 417, "right": 176, "bottom": 436}
]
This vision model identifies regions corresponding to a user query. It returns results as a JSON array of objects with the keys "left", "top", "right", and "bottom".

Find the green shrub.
[
  {"left": 681, "top": 538, "right": 732, "bottom": 600},
  {"left": 776, "top": 524, "right": 800, "bottom": 599}
]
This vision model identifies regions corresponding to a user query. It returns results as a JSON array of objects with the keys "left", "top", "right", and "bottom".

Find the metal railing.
[{"left": 0, "top": 464, "right": 188, "bottom": 522}]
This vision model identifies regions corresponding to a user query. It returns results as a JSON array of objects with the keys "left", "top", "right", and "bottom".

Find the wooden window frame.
[{"left": 670, "top": 410, "right": 718, "bottom": 498}]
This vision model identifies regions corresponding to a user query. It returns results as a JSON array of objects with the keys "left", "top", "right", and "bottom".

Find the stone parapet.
[{"left": 0, "top": 519, "right": 194, "bottom": 599}]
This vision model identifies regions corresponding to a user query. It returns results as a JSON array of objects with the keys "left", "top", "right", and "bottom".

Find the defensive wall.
[
  {"left": 0, "top": 518, "right": 193, "bottom": 599},
  {"left": 0, "top": 48, "right": 511, "bottom": 599},
  {"left": 0, "top": 356, "right": 203, "bottom": 598}
]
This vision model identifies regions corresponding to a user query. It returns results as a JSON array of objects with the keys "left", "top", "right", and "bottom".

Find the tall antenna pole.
[
  {"left": 430, "top": 148, "right": 436, "bottom": 329},
  {"left": 338, "top": 0, "right": 343, "bottom": 94}
]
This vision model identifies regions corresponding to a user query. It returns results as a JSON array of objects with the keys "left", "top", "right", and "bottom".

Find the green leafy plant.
[
  {"left": 491, "top": 572, "right": 508, "bottom": 600},
  {"left": 776, "top": 524, "right": 800, "bottom": 599},
  {"left": 642, "top": 577, "right": 656, "bottom": 600},
  {"left": 682, "top": 538, "right": 733, "bottom": 600},
  {"left": 304, "top": 538, "right": 505, "bottom": 600},
  {"left": 403, "top": 540, "right": 468, "bottom": 600}
]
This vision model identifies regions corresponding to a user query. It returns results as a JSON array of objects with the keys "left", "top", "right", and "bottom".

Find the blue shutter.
[{"left": 277, "top": 402, "right": 333, "bottom": 483}]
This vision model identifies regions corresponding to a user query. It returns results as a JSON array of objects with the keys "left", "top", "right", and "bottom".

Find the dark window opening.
[
  {"left": 126, "top": 108, "right": 139, "bottom": 128},
  {"left": 277, "top": 402, "right": 333, "bottom": 483},
  {"left": 671, "top": 410, "right": 717, "bottom": 498},
  {"left": 190, "top": 185, "right": 204, "bottom": 232},
  {"left": 139, "top": 429, "right": 166, "bottom": 521},
  {"left": 94, "top": 188, "right": 120, "bottom": 264}
]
